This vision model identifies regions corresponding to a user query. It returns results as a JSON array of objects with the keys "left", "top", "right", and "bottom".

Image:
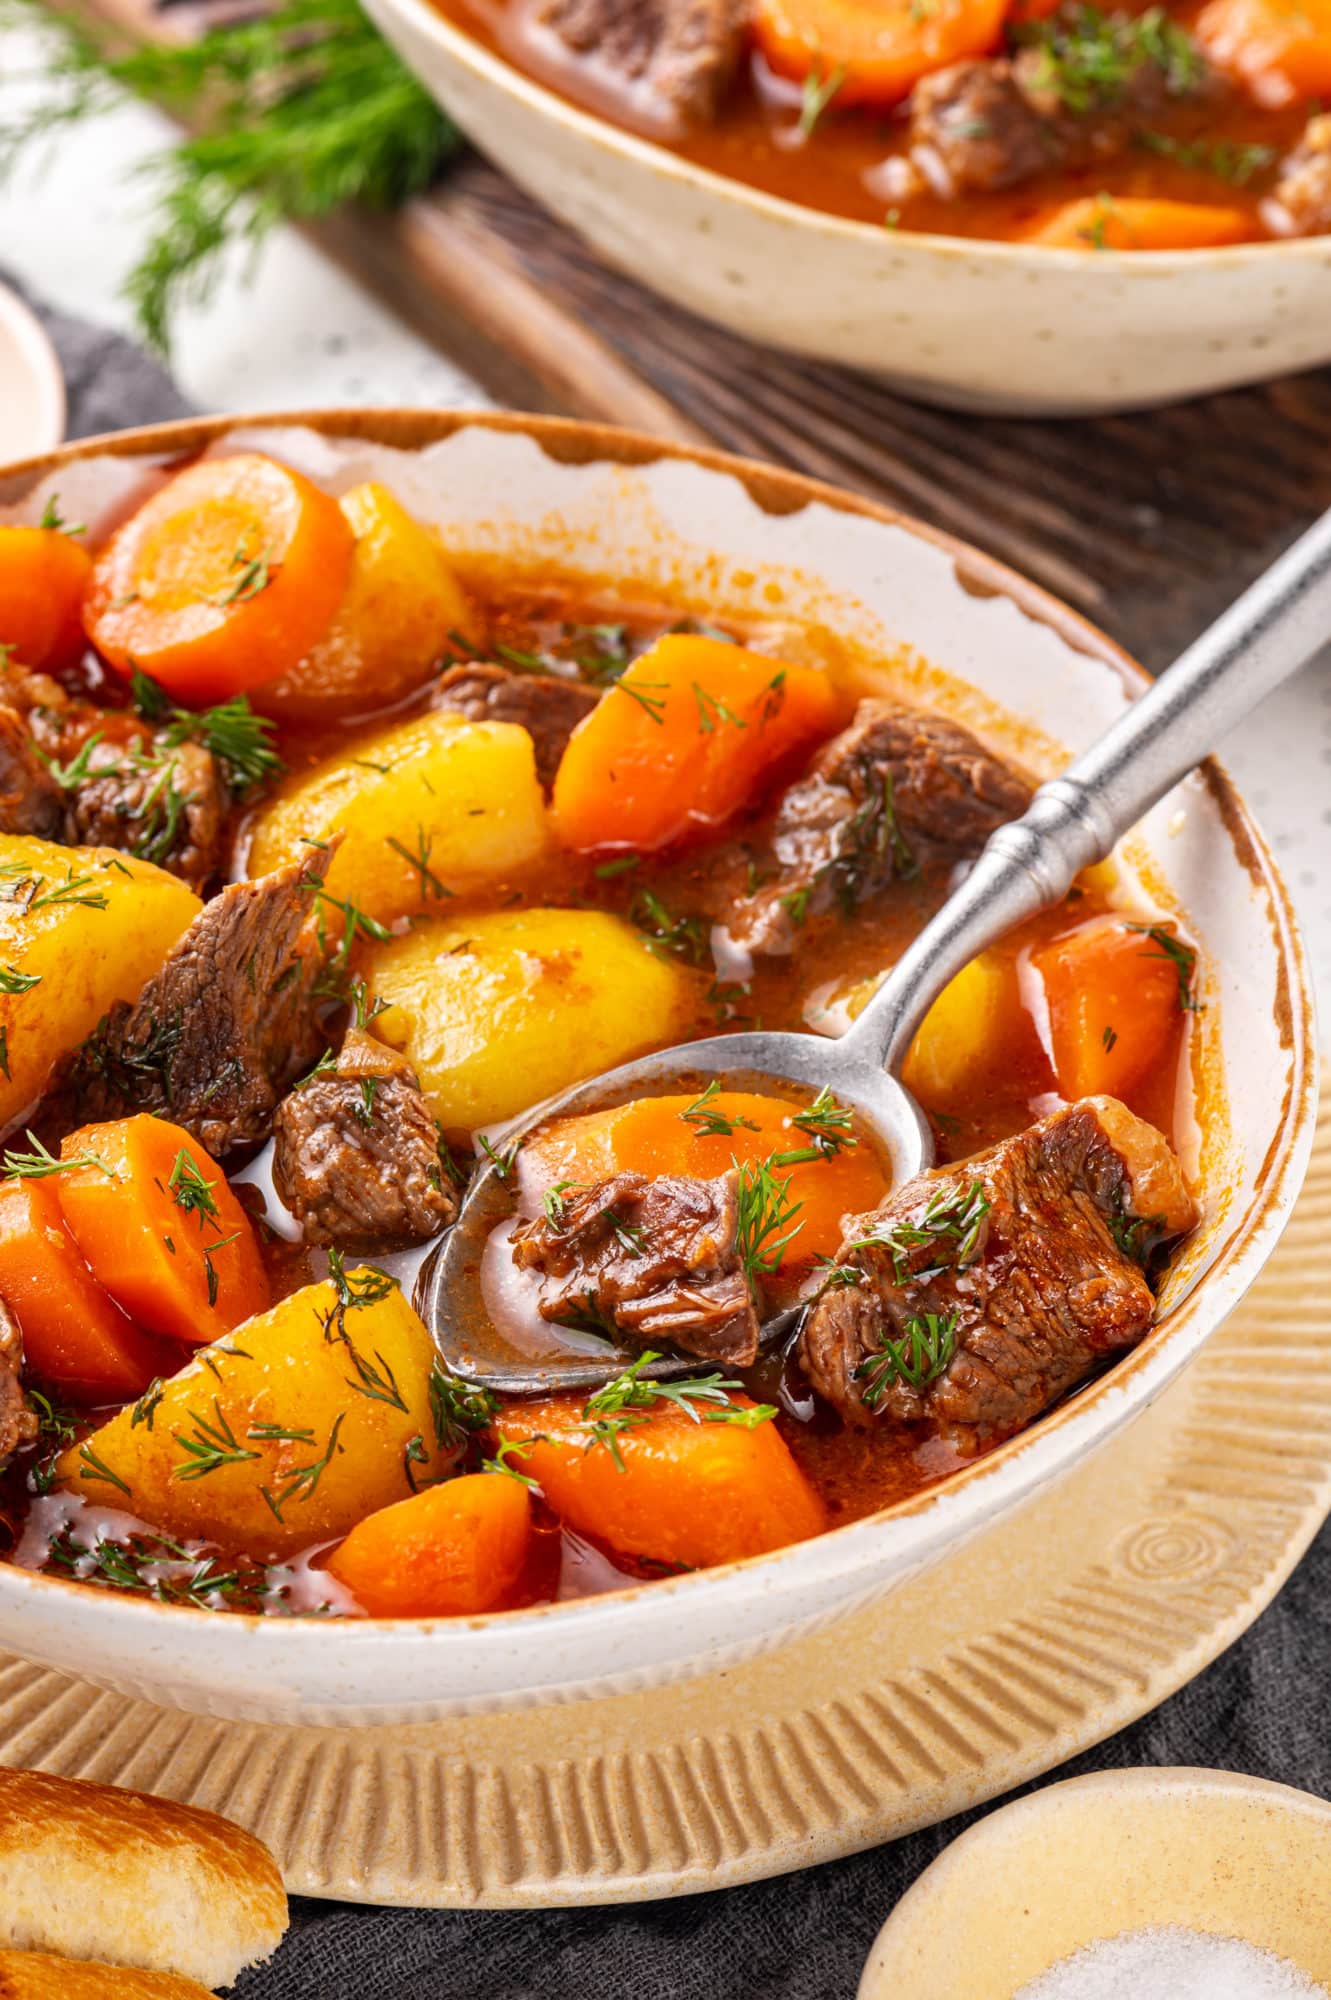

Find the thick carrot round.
[
  {"left": 0, "top": 524, "right": 93, "bottom": 671},
  {"left": 1024, "top": 196, "right": 1252, "bottom": 250},
  {"left": 0, "top": 1178, "right": 174, "bottom": 1401},
  {"left": 56, "top": 1115, "right": 269, "bottom": 1348},
  {"left": 518, "top": 1089, "right": 887, "bottom": 1274},
  {"left": 551, "top": 636, "right": 844, "bottom": 854},
  {"left": 501, "top": 1396, "right": 827, "bottom": 1569},
  {"left": 325, "top": 1472, "right": 532, "bottom": 1616},
  {"left": 751, "top": 0, "right": 1006, "bottom": 105},
  {"left": 1034, "top": 916, "right": 1186, "bottom": 1102},
  {"left": 83, "top": 452, "right": 355, "bottom": 703},
  {"left": 1198, "top": 0, "right": 1331, "bottom": 104}
]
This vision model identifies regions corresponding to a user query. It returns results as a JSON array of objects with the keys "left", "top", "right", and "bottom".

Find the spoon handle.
[{"left": 842, "top": 505, "right": 1331, "bottom": 1076}]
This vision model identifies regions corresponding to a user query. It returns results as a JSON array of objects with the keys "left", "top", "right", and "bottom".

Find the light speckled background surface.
[{"left": 0, "top": 15, "right": 1327, "bottom": 1018}]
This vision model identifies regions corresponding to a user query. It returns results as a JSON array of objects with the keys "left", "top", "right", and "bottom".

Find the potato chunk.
[
  {"left": 246, "top": 711, "right": 548, "bottom": 929},
  {"left": 58, "top": 1271, "right": 450, "bottom": 1560},
  {"left": 369, "top": 907, "right": 698, "bottom": 1133},
  {"left": 256, "top": 481, "right": 479, "bottom": 719},
  {"left": 0, "top": 837, "right": 201, "bottom": 1128}
]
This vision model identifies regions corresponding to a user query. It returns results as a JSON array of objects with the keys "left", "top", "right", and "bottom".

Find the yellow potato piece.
[
  {"left": 0, "top": 837, "right": 200, "bottom": 1128},
  {"left": 369, "top": 907, "right": 698, "bottom": 1134},
  {"left": 901, "top": 952, "right": 1012, "bottom": 1103},
  {"left": 59, "top": 1272, "right": 450, "bottom": 1561},
  {"left": 255, "top": 481, "right": 479, "bottom": 719},
  {"left": 246, "top": 711, "right": 549, "bottom": 928}
]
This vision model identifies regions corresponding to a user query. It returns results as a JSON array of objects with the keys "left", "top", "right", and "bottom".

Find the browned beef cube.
[
  {"left": 0, "top": 1298, "right": 35, "bottom": 1465},
  {"left": 0, "top": 707, "right": 73, "bottom": 842},
  {"left": 799, "top": 1096, "right": 1196, "bottom": 1452},
  {"left": 273, "top": 1027, "right": 458, "bottom": 1251},
  {"left": 531, "top": 0, "right": 747, "bottom": 124},
  {"left": 1269, "top": 115, "right": 1331, "bottom": 235},
  {"left": 511, "top": 1168, "right": 761, "bottom": 1365}
]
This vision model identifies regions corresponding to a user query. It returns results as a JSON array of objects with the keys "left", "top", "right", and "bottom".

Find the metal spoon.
[{"left": 422, "top": 509, "right": 1331, "bottom": 1391}]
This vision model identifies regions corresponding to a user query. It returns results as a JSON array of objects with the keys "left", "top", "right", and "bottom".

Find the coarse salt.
[{"left": 1014, "top": 1926, "right": 1328, "bottom": 1999}]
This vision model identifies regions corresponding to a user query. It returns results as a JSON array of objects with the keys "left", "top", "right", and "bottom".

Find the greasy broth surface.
[
  {"left": 1, "top": 581, "right": 1198, "bottom": 1607},
  {"left": 439, "top": 0, "right": 1305, "bottom": 240}
]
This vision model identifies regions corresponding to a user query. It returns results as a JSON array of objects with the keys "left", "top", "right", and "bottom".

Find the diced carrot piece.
[
  {"left": 1198, "top": 0, "right": 1331, "bottom": 104},
  {"left": 501, "top": 1396, "right": 826, "bottom": 1570},
  {"left": 1033, "top": 916, "right": 1186, "bottom": 1101},
  {"left": 1024, "top": 196, "right": 1251, "bottom": 250},
  {"left": 550, "top": 635, "right": 844, "bottom": 854},
  {"left": 751, "top": 0, "right": 1006, "bottom": 106},
  {"left": 0, "top": 525, "right": 93, "bottom": 670},
  {"left": 326, "top": 1472, "right": 532, "bottom": 1617},
  {"left": 83, "top": 452, "right": 355, "bottom": 703},
  {"left": 0, "top": 1178, "right": 174, "bottom": 1401},
  {"left": 55, "top": 1115, "right": 269, "bottom": 1348},
  {"left": 518, "top": 1089, "right": 887, "bottom": 1274}
]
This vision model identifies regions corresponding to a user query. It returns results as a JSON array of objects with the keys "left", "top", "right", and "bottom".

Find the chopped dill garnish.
[
  {"left": 429, "top": 1360, "right": 498, "bottom": 1455},
  {"left": 734, "top": 1155, "right": 803, "bottom": 1281},
  {"left": 1129, "top": 923, "right": 1202, "bottom": 1012},
  {"left": 680, "top": 1079, "right": 760, "bottom": 1139},
  {"left": 855, "top": 1308, "right": 958, "bottom": 1409},
  {"left": 614, "top": 678, "right": 668, "bottom": 725},
  {"left": 0, "top": 964, "right": 39, "bottom": 994},
  {"left": 167, "top": 1147, "right": 219, "bottom": 1223},
  {"left": 797, "top": 59, "right": 845, "bottom": 139},
  {"left": 633, "top": 888, "right": 707, "bottom": 965},
  {"left": 3, "top": 1131, "right": 112, "bottom": 1181},
  {"left": 582, "top": 1352, "right": 776, "bottom": 1470}
]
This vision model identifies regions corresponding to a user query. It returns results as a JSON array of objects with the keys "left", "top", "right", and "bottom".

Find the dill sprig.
[
  {"left": 581, "top": 1351, "right": 776, "bottom": 1470},
  {"left": 0, "top": 0, "right": 461, "bottom": 353},
  {"left": 130, "top": 668, "right": 283, "bottom": 795},
  {"left": 855, "top": 1309, "right": 959, "bottom": 1410},
  {"left": 680, "top": 1079, "right": 760, "bottom": 1140},
  {"left": 733, "top": 1155, "right": 803, "bottom": 1281},
  {"left": 848, "top": 1178, "right": 991, "bottom": 1284},
  {"left": 1129, "top": 923, "right": 1202, "bottom": 1013},
  {"left": 1013, "top": 5, "right": 1207, "bottom": 113}
]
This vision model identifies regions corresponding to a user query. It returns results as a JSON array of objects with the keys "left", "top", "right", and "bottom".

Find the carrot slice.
[
  {"left": 751, "top": 0, "right": 1007, "bottom": 105},
  {"left": 0, "top": 1178, "right": 174, "bottom": 1401},
  {"left": 1024, "top": 196, "right": 1251, "bottom": 250},
  {"left": 1033, "top": 916, "right": 1187, "bottom": 1101},
  {"left": 325, "top": 1472, "right": 532, "bottom": 1616},
  {"left": 1197, "top": 0, "right": 1331, "bottom": 104},
  {"left": 550, "top": 635, "right": 844, "bottom": 854},
  {"left": 0, "top": 525, "right": 93, "bottom": 671},
  {"left": 55, "top": 1116, "right": 269, "bottom": 1348},
  {"left": 518, "top": 1089, "right": 888, "bottom": 1274},
  {"left": 501, "top": 1396, "right": 826, "bottom": 1570},
  {"left": 83, "top": 452, "right": 355, "bottom": 703}
]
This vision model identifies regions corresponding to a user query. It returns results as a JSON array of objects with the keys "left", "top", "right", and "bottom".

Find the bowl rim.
[
  {"left": 0, "top": 406, "right": 1316, "bottom": 1661},
  {"left": 366, "top": 0, "right": 1331, "bottom": 273}
]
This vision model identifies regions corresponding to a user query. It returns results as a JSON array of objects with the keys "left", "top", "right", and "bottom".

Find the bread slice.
[
  {"left": 0, "top": 1768, "right": 287, "bottom": 1989},
  {"left": 0, "top": 1951, "right": 214, "bottom": 1998}
]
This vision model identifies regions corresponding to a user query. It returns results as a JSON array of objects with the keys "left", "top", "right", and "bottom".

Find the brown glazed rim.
[{"left": 0, "top": 406, "right": 1314, "bottom": 1636}]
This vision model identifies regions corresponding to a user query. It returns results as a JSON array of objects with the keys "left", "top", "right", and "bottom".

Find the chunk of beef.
[
  {"left": 531, "top": 0, "right": 746, "bottom": 123},
  {"left": 905, "top": 18, "right": 1216, "bottom": 199},
  {"left": 0, "top": 707, "right": 73, "bottom": 841},
  {"left": 0, "top": 661, "right": 228, "bottom": 890},
  {"left": 719, "top": 701, "right": 1031, "bottom": 954},
  {"left": 908, "top": 60, "right": 1058, "bottom": 195},
  {"left": 68, "top": 738, "right": 228, "bottom": 894},
  {"left": 432, "top": 662, "right": 600, "bottom": 791},
  {"left": 0, "top": 1297, "right": 36, "bottom": 1465},
  {"left": 800, "top": 1096, "right": 1196, "bottom": 1452},
  {"left": 1268, "top": 114, "right": 1331, "bottom": 236},
  {"left": 44, "top": 851, "right": 333, "bottom": 1157},
  {"left": 511, "top": 1168, "right": 761, "bottom": 1365},
  {"left": 273, "top": 1027, "right": 457, "bottom": 1250}
]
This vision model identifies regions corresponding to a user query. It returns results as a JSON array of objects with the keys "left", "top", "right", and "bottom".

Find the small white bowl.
[
  {"left": 859, "top": 1767, "right": 1331, "bottom": 1998},
  {"left": 0, "top": 283, "right": 64, "bottom": 461},
  {"left": 359, "top": 0, "right": 1331, "bottom": 416},
  {"left": 0, "top": 409, "right": 1315, "bottom": 1727}
]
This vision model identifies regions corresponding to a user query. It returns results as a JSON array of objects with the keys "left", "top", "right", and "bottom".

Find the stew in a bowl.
[
  {"left": 0, "top": 450, "right": 1202, "bottom": 1618},
  {"left": 438, "top": 0, "right": 1331, "bottom": 246}
]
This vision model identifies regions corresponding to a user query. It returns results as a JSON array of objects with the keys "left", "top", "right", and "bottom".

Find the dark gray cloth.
[{"left": 20, "top": 281, "right": 1326, "bottom": 2000}]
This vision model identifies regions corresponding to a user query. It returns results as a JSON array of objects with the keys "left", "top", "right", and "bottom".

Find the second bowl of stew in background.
[
  {"left": 0, "top": 408, "right": 1314, "bottom": 1726},
  {"left": 360, "top": 0, "right": 1331, "bottom": 414}
]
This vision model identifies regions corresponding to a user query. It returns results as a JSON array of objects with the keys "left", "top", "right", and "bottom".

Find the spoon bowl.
[{"left": 418, "top": 1026, "right": 934, "bottom": 1393}]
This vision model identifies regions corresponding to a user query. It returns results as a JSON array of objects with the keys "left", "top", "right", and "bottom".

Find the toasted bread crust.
[
  {"left": 0, "top": 1768, "right": 287, "bottom": 1989},
  {"left": 0, "top": 1951, "right": 215, "bottom": 1998}
]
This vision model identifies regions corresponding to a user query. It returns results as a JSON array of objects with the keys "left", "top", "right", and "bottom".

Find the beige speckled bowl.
[
  {"left": 359, "top": 0, "right": 1331, "bottom": 416},
  {"left": 859, "top": 1768, "right": 1331, "bottom": 1997},
  {"left": 0, "top": 410, "right": 1315, "bottom": 1728}
]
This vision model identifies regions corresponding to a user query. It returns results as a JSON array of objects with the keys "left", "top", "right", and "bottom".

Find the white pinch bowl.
[
  {"left": 357, "top": 0, "right": 1331, "bottom": 416},
  {"left": 0, "top": 282, "right": 64, "bottom": 462},
  {"left": 0, "top": 409, "right": 1315, "bottom": 1726}
]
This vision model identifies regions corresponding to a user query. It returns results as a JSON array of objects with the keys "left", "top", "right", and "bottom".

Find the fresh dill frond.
[{"left": 0, "top": 0, "right": 462, "bottom": 352}]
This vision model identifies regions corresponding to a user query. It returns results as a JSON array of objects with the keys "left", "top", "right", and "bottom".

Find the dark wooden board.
[{"left": 81, "top": 0, "right": 1331, "bottom": 669}]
